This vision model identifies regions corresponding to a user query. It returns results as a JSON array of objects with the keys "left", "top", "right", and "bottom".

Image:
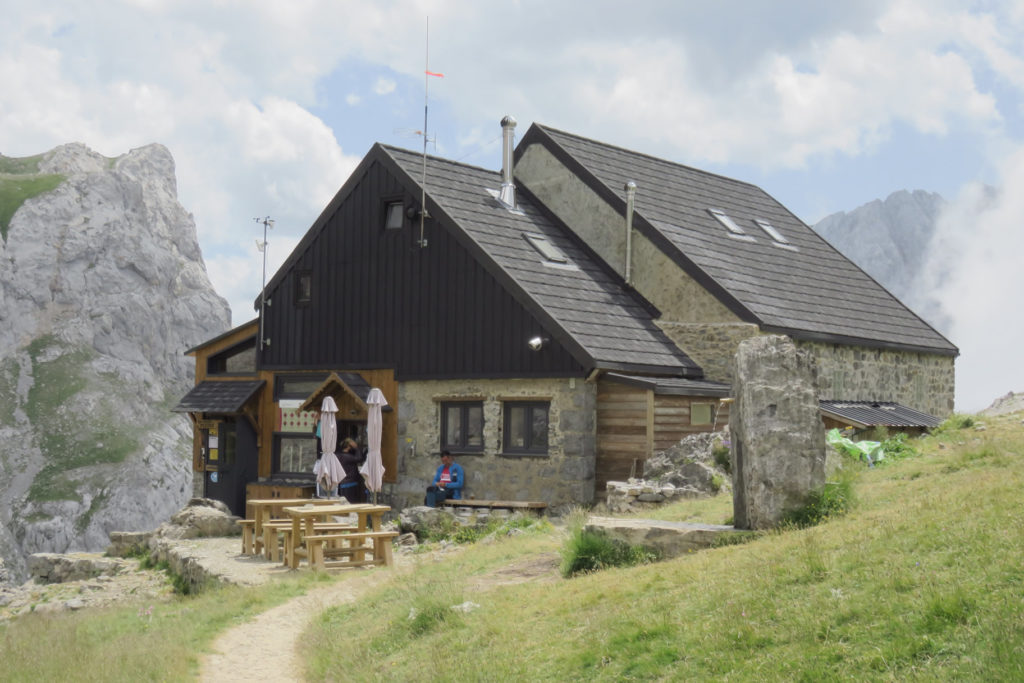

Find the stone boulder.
[
  {"left": 27, "top": 553, "right": 127, "bottom": 584},
  {"left": 398, "top": 505, "right": 455, "bottom": 534},
  {"left": 731, "top": 335, "right": 826, "bottom": 530},
  {"left": 586, "top": 517, "right": 741, "bottom": 558},
  {"left": 160, "top": 498, "right": 239, "bottom": 539}
]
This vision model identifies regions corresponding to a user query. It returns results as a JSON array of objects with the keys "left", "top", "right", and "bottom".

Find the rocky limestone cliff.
[
  {"left": 813, "top": 189, "right": 946, "bottom": 328},
  {"left": 0, "top": 142, "right": 231, "bottom": 582}
]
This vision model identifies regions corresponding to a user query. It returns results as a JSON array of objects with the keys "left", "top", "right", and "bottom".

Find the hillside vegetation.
[
  {"left": 0, "top": 153, "right": 64, "bottom": 241},
  {"left": 2, "top": 411, "right": 1022, "bottom": 681}
]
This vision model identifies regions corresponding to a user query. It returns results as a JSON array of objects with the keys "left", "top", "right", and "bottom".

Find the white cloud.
[
  {"left": 921, "top": 145, "right": 1024, "bottom": 411},
  {"left": 373, "top": 78, "right": 397, "bottom": 95},
  {"left": 346, "top": 93, "right": 362, "bottom": 106}
]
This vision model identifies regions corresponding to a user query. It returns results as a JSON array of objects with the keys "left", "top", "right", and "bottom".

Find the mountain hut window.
[
  {"left": 441, "top": 401, "right": 484, "bottom": 452},
  {"left": 708, "top": 208, "right": 756, "bottom": 242},
  {"left": 295, "top": 271, "right": 312, "bottom": 305},
  {"left": 691, "top": 402, "right": 713, "bottom": 426},
  {"left": 502, "top": 401, "right": 549, "bottom": 455},
  {"left": 384, "top": 201, "right": 404, "bottom": 230}
]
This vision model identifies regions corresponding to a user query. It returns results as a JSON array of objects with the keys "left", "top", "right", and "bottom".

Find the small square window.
[
  {"left": 384, "top": 201, "right": 404, "bottom": 230},
  {"left": 503, "top": 401, "right": 549, "bottom": 454},
  {"left": 691, "top": 402, "right": 713, "bottom": 426},
  {"left": 708, "top": 208, "right": 756, "bottom": 242}
]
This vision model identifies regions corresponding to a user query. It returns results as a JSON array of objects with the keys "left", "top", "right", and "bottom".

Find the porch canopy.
[
  {"left": 297, "top": 372, "right": 393, "bottom": 417},
  {"left": 172, "top": 380, "right": 265, "bottom": 414}
]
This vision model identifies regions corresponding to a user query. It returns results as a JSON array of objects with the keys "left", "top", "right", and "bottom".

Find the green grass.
[
  {"left": 0, "top": 172, "right": 65, "bottom": 241},
  {"left": 0, "top": 575, "right": 322, "bottom": 682},
  {"left": 23, "top": 336, "right": 141, "bottom": 502},
  {"left": 299, "top": 413, "right": 1024, "bottom": 681},
  {"left": 4, "top": 412, "right": 1024, "bottom": 681}
]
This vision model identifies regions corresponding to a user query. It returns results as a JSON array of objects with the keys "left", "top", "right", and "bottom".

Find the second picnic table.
[{"left": 281, "top": 503, "right": 392, "bottom": 570}]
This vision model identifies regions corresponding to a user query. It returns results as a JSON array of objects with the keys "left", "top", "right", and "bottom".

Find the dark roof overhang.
[
  {"left": 172, "top": 380, "right": 265, "bottom": 414},
  {"left": 602, "top": 372, "right": 731, "bottom": 397}
]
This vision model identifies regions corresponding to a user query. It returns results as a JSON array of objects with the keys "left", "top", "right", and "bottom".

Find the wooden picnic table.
[
  {"left": 281, "top": 503, "right": 391, "bottom": 570},
  {"left": 243, "top": 497, "right": 347, "bottom": 558}
]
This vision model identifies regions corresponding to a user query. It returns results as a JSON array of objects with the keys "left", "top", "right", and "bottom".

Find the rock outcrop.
[
  {"left": 731, "top": 335, "right": 826, "bottom": 530},
  {"left": 0, "top": 143, "right": 231, "bottom": 582}
]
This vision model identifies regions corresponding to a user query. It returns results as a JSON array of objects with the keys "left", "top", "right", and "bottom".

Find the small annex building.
[{"left": 175, "top": 117, "right": 956, "bottom": 515}]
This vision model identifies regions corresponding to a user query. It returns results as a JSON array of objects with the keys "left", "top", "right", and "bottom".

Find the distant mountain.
[
  {"left": 813, "top": 189, "right": 948, "bottom": 331},
  {"left": 0, "top": 143, "right": 230, "bottom": 582}
]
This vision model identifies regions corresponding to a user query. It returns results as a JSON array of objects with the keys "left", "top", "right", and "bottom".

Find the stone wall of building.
[
  {"left": 387, "top": 377, "right": 597, "bottom": 510},
  {"left": 800, "top": 340, "right": 956, "bottom": 417},
  {"left": 657, "top": 321, "right": 762, "bottom": 384}
]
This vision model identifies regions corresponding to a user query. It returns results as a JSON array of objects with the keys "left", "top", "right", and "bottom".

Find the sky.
[{"left": 1, "top": 0, "right": 1022, "bottom": 412}]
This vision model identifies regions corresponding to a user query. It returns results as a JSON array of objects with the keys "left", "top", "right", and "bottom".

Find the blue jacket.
[{"left": 432, "top": 462, "right": 465, "bottom": 499}]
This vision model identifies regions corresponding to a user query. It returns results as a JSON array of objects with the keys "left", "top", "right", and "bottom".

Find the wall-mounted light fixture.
[{"left": 527, "top": 336, "right": 549, "bottom": 351}]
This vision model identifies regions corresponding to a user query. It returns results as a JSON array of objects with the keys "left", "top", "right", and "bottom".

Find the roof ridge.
[
  {"left": 531, "top": 123, "right": 765, "bottom": 192},
  {"left": 378, "top": 143, "right": 501, "bottom": 178}
]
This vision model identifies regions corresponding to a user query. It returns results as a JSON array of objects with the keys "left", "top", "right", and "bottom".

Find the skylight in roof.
[
  {"left": 753, "top": 219, "right": 788, "bottom": 244},
  {"left": 524, "top": 233, "right": 568, "bottom": 263},
  {"left": 707, "top": 208, "right": 755, "bottom": 241}
]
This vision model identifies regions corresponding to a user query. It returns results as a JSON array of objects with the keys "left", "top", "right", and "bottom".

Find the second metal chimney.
[
  {"left": 499, "top": 114, "right": 517, "bottom": 209},
  {"left": 624, "top": 181, "right": 636, "bottom": 285}
]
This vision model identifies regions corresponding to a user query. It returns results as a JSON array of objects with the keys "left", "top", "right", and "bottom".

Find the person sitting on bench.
[{"left": 425, "top": 450, "right": 464, "bottom": 507}]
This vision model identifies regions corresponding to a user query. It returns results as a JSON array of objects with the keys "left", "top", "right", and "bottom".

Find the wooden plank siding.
[
  {"left": 259, "top": 158, "right": 584, "bottom": 380},
  {"left": 595, "top": 382, "right": 652, "bottom": 495},
  {"left": 596, "top": 380, "right": 732, "bottom": 497}
]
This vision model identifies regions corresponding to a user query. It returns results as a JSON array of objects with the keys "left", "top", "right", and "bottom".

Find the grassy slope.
[
  {"left": 1, "top": 413, "right": 1022, "bottom": 681},
  {"left": 302, "top": 414, "right": 1024, "bottom": 681}
]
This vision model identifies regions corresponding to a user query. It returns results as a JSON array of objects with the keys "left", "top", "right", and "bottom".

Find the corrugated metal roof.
[
  {"left": 172, "top": 380, "right": 264, "bottom": 413},
  {"left": 819, "top": 400, "right": 942, "bottom": 428},
  {"left": 381, "top": 145, "right": 702, "bottom": 376},
  {"left": 524, "top": 124, "right": 957, "bottom": 356}
]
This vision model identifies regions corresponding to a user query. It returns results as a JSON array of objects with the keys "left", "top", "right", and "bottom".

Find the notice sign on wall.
[{"left": 278, "top": 402, "right": 319, "bottom": 432}]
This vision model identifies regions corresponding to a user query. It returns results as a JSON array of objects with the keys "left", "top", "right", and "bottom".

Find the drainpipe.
[
  {"left": 499, "top": 115, "right": 517, "bottom": 209},
  {"left": 624, "top": 181, "right": 636, "bottom": 285}
]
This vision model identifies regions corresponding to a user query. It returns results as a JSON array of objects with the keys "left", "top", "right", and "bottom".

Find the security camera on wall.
[{"left": 527, "top": 336, "right": 546, "bottom": 351}]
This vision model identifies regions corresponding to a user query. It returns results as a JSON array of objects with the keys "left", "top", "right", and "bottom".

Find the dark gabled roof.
[
  {"left": 520, "top": 124, "right": 958, "bottom": 356},
  {"left": 603, "top": 372, "right": 731, "bottom": 397},
  {"left": 172, "top": 380, "right": 264, "bottom": 413},
  {"left": 183, "top": 318, "right": 257, "bottom": 356},
  {"left": 820, "top": 400, "right": 942, "bottom": 428},
  {"left": 377, "top": 145, "right": 701, "bottom": 376}
]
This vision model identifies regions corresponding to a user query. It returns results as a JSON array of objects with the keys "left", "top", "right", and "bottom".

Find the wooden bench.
[
  {"left": 441, "top": 499, "right": 547, "bottom": 514},
  {"left": 239, "top": 519, "right": 257, "bottom": 554},
  {"left": 304, "top": 531, "right": 400, "bottom": 570}
]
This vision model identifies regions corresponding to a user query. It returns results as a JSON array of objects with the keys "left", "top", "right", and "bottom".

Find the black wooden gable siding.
[{"left": 261, "top": 159, "right": 585, "bottom": 378}]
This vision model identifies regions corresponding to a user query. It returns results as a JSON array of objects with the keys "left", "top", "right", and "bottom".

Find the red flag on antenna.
[{"left": 425, "top": 70, "right": 444, "bottom": 77}]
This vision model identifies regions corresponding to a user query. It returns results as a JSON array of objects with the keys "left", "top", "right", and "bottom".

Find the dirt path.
[
  {"left": 197, "top": 551, "right": 560, "bottom": 682},
  {"left": 197, "top": 567, "right": 396, "bottom": 682}
]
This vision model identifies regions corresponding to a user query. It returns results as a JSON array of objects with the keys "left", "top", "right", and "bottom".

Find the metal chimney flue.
[
  {"left": 499, "top": 114, "right": 517, "bottom": 208},
  {"left": 624, "top": 181, "right": 637, "bottom": 285}
]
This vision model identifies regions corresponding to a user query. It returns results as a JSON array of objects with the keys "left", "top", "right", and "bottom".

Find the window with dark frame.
[
  {"left": 503, "top": 401, "right": 550, "bottom": 454},
  {"left": 384, "top": 200, "right": 404, "bottom": 230},
  {"left": 441, "top": 401, "right": 484, "bottom": 452},
  {"left": 294, "top": 270, "right": 312, "bottom": 305}
]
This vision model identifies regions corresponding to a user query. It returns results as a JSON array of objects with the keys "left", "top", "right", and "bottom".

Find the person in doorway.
[
  {"left": 425, "top": 450, "right": 464, "bottom": 507},
  {"left": 337, "top": 437, "right": 367, "bottom": 503}
]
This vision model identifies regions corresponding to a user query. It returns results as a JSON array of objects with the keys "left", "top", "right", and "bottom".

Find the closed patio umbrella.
[
  {"left": 360, "top": 387, "right": 388, "bottom": 503},
  {"left": 317, "top": 396, "right": 344, "bottom": 496}
]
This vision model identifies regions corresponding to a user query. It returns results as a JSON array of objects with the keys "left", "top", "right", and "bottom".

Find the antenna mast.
[
  {"left": 254, "top": 215, "right": 274, "bottom": 349},
  {"left": 418, "top": 17, "right": 430, "bottom": 248}
]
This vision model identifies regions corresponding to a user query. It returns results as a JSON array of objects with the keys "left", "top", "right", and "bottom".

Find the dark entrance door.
[{"left": 202, "top": 418, "right": 255, "bottom": 516}]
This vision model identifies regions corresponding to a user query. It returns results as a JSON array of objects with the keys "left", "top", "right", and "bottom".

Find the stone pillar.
[{"left": 731, "top": 335, "right": 825, "bottom": 529}]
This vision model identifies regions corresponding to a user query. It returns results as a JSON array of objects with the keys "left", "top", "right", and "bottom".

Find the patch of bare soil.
[{"left": 467, "top": 552, "right": 561, "bottom": 591}]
